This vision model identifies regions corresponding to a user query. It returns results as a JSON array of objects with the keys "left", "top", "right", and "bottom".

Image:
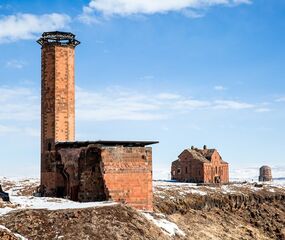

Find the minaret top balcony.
[{"left": 37, "top": 31, "right": 80, "bottom": 47}]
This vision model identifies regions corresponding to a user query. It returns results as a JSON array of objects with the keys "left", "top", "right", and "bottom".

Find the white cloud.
[
  {"left": 0, "top": 87, "right": 39, "bottom": 121},
  {"left": 76, "top": 87, "right": 167, "bottom": 121},
  {"left": 0, "top": 125, "right": 19, "bottom": 134},
  {"left": 140, "top": 75, "right": 155, "bottom": 80},
  {"left": 5, "top": 60, "right": 26, "bottom": 69},
  {"left": 76, "top": 87, "right": 257, "bottom": 121},
  {"left": 181, "top": 9, "right": 205, "bottom": 18},
  {"left": 175, "top": 99, "right": 211, "bottom": 109},
  {"left": 0, "top": 85, "right": 261, "bottom": 124},
  {"left": 156, "top": 93, "right": 181, "bottom": 100},
  {"left": 78, "top": 7, "right": 101, "bottom": 24},
  {"left": 276, "top": 97, "right": 285, "bottom": 102},
  {"left": 214, "top": 85, "right": 227, "bottom": 91},
  {"left": 0, "top": 125, "right": 38, "bottom": 137},
  {"left": 214, "top": 100, "right": 254, "bottom": 110},
  {"left": 255, "top": 108, "right": 271, "bottom": 113},
  {"left": 0, "top": 13, "right": 71, "bottom": 43},
  {"left": 230, "top": 166, "right": 285, "bottom": 181},
  {"left": 79, "top": 0, "right": 251, "bottom": 22}
]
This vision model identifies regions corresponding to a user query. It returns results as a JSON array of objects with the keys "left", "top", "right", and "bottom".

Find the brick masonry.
[
  {"left": 38, "top": 32, "right": 154, "bottom": 211},
  {"left": 171, "top": 147, "right": 229, "bottom": 184},
  {"left": 259, "top": 166, "right": 272, "bottom": 182},
  {"left": 101, "top": 146, "right": 153, "bottom": 210},
  {"left": 40, "top": 44, "right": 75, "bottom": 187}
]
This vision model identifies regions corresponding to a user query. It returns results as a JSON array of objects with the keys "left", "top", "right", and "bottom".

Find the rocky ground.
[{"left": 0, "top": 177, "right": 284, "bottom": 240}]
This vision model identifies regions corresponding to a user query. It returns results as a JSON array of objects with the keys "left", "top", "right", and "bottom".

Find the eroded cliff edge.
[{"left": 0, "top": 178, "right": 284, "bottom": 240}]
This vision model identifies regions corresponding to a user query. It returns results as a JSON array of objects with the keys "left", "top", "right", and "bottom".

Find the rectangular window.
[{"left": 185, "top": 167, "right": 188, "bottom": 174}]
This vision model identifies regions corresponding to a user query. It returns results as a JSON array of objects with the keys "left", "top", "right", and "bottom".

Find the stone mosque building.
[{"left": 37, "top": 31, "right": 157, "bottom": 211}]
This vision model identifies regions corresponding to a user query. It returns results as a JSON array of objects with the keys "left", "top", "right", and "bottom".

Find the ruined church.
[
  {"left": 38, "top": 31, "right": 157, "bottom": 211},
  {"left": 171, "top": 146, "right": 229, "bottom": 184}
]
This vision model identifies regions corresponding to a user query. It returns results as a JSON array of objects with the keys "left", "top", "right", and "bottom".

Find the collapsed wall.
[{"left": 42, "top": 144, "right": 153, "bottom": 211}]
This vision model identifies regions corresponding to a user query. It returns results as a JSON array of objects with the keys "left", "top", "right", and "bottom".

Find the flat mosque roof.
[{"left": 56, "top": 140, "right": 159, "bottom": 148}]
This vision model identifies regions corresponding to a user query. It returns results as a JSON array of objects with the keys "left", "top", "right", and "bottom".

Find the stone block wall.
[
  {"left": 203, "top": 163, "right": 229, "bottom": 183},
  {"left": 41, "top": 145, "right": 153, "bottom": 211},
  {"left": 171, "top": 159, "right": 204, "bottom": 183},
  {"left": 101, "top": 146, "right": 153, "bottom": 211}
]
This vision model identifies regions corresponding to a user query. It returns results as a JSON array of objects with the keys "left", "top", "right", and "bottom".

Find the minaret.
[{"left": 37, "top": 32, "right": 80, "bottom": 190}]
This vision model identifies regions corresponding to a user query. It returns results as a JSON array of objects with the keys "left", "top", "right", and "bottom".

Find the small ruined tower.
[
  {"left": 259, "top": 165, "right": 272, "bottom": 182},
  {"left": 37, "top": 32, "right": 80, "bottom": 189}
]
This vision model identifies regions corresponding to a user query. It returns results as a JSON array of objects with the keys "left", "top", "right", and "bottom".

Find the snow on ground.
[
  {"left": 154, "top": 179, "right": 285, "bottom": 198},
  {"left": 142, "top": 212, "right": 185, "bottom": 237},
  {"left": 154, "top": 180, "right": 209, "bottom": 198},
  {"left": 0, "top": 177, "right": 117, "bottom": 217},
  {"left": 230, "top": 166, "right": 285, "bottom": 182},
  {"left": 0, "top": 224, "right": 28, "bottom": 240},
  {"left": 0, "top": 196, "right": 117, "bottom": 217},
  {"left": 1, "top": 176, "right": 285, "bottom": 219}
]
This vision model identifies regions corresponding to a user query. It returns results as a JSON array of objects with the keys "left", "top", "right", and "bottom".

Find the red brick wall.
[
  {"left": 171, "top": 156, "right": 204, "bottom": 182},
  {"left": 101, "top": 146, "right": 153, "bottom": 211},
  {"left": 203, "top": 151, "right": 229, "bottom": 183},
  {"left": 41, "top": 44, "right": 76, "bottom": 187},
  {"left": 172, "top": 149, "right": 229, "bottom": 184}
]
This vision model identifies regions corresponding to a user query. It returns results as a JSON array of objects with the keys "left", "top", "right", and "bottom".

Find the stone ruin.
[
  {"left": 37, "top": 31, "right": 158, "bottom": 211},
  {"left": 259, "top": 165, "right": 272, "bottom": 182}
]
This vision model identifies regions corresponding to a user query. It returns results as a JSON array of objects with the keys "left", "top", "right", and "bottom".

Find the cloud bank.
[
  {"left": 76, "top": 87, "right": 256, "bottom": 121},
  {"left": 0, "top": 87, "right": 39, "bottom": 121},
  {"left": 80, "top": 0, "right": 251, "bottom": 22},
  {"left": 0, "top": 85, "right": 260, "bottom": 124},
  {"left": 0, "top": 13, "right": 70, "bottom": 43}
]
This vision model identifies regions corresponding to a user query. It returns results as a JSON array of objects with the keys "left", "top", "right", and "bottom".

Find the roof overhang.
[{"left": 55, "top": 140, "right": 159, "bottom": 148}]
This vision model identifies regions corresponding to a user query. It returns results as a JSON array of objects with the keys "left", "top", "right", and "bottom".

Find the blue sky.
[{"left": 0, "top": 0, "right": 284, "bottom": 179}]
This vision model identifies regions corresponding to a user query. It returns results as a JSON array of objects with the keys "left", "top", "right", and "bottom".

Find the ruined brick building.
[
  {"left": 171, "top": 146, "right": 229, "bottom": 184},
  {"left": 37, "top": 31, "right": 157, "bottom": 211},
  {"left": 259, "top": 165, "right": 272, "bottom": 182}
]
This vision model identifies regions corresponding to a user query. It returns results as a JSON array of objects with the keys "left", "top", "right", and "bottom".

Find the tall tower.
[{"left": 37, "top": 32, "right": 80, "bottom": 190}]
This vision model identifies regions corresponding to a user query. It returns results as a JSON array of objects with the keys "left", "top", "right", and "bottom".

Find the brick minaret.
[{"left": 37, "top": 32, "right": 80, "bottom": 191}]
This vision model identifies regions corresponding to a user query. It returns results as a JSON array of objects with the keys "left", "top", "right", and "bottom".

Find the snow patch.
[
  {"left": 0, "top": 196, "right": 117, "bottom": 216},
  {"left": 221, "top": 185, "right": 237, "bottom": 194},
  {"left": 0, "top": 177, "right": 117, "bottom": 217},
  {"left": 0, "top": 224, "right": 28, "bottom": 240},
  {"left": 142, "top": 212, "right": 185, "bottom": 237},
  {"left": 185, "top": 189, "right": 207, "bottom": 196}
]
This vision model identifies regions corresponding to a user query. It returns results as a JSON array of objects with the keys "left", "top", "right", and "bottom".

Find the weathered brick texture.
[
  {"left": 40, "top": 43, "right": 76, "bottom": 190},
  {"left": 171, "top": 147, "right": 229, "bottom": 184},
  {"left": 43, "top": 145, "right": 153, "bottom": 210},
  {"left": 259, "top": 166, "right": 272, "bottom": 182},
  {"left": 38, "top": 32, "right": 155, "bottom": 211},
  {"left": 101, "top": 147, "right": 153, "bottom": 211}
]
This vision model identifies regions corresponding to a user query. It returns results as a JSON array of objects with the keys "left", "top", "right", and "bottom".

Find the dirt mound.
[
  {"left": 0, "top": 227, "right": 21, "bottom": 240},
  {"left": 0, "top": 204, "right": 174, "bottom": 240}
]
